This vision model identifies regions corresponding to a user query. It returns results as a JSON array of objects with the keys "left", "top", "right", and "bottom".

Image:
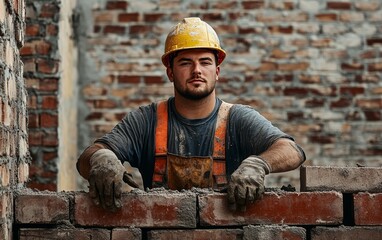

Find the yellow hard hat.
[{"left": 162, "top": 17, "right": 226, "bottom": 68}]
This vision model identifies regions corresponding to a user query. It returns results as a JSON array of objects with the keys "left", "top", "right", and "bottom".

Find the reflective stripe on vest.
[{"left": 152, "top": 100, "right": 233, "bottom": 188}]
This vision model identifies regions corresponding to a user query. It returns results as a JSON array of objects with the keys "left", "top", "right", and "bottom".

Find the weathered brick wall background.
[
  {"left": 18, "top": 0, "right": 382, "bottom": 192},
  {"left": 77, "top": 0, "right": 382, "bottom": 189},
  {"left": 0, "top": 0, "right": 28, "bottom": 239}
]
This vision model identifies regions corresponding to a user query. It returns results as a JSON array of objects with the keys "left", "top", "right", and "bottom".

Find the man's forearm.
[{"left": 259, "top": 138, "right": 305, "bottom": 173}]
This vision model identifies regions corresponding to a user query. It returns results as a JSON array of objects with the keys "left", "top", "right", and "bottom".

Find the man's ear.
[
  {"left": 166, "top": 68, "right": 174, "bottom": 82},
  {"left": 216, "top": 65, "right": 220, "bottom": 81}
]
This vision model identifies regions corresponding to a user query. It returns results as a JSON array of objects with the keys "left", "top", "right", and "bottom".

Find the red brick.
[
  {"left": 106, "top": 1, "right": 128, "bottom": 10},
  {"left": 366, "top": 38, "right": 382, "bottom": 46},
  {"left": 42, "top": 95, "right": 58, "bottom": 109},
  {"left": 315, "top": 13, "right": 338, "bottom": 21},
  {"left": 305, "top": 98, "right": 325, "bottom": 108},
  {"left": 40, "top": 112, "right": 58, "bottom": 127},
  {"left": 28, "top": 131, "right": 42, "bottom": 146},
  {"left": 199, "top": 192, "right": 343, "bottom": 226},
  {"left": 39, "top": 78, "right": 59, "bottom": 91},
  {"left": 354, "top": 193, "right": 382, "bottom": 225},
  {"left": 210, "top": 1, "right": 238, "bottom": 10},
  {"left": 19, "top": 228, "right": 110, "bottom": 240},
  {"left": 284, "top": 87, "right": 309, "bottom": 96},
  {"left": 39, "top": 2, "right": 59, "bottom": 18},
  {"left": 327, "top": 1, "right": 352, "bottom": 10},
  {"left": 368, "top": 62, "right": 382, "bottom": 71},
  {"left": 287, "top": 111, "right": 304, "bottom": 121},
  {"left": 364, "top": 110, "right": 381, "bottom": 121},
  {"left": 278, "top": 62, "right": 309, "bottom": 71},
  {"left": 301, "top": 166, "right": 382, "bottom": 193},
  {"left": 15, "top": 192, "right": 69, "bottom": 224},
  {"left": 92, "top": 99, "right": 117, "bottom": 109},
  {"left": 242, "top": 1, "right": 265, "bottom": 9},
  {"left": 130, "top": 25, "right": 152, "bottom": 34},
  {"left": 143, "top": 13, "right": 165, "bottom": 22},
  {"left": 144, "top": 76, "right": 163, "bottom": 84},
  {"left": 244, "top": 225, "right": 306, "bottom": 239},
  {"left": 117, "top": 75, "right": 141, "bottom": 84},
  {"left": 341, "top": 62, "right": 363, "bottom": 71},
  {"left": 239, "top": 26, "right": 261, "bottom": 34},
  {"left": 201, "top": 12, "right": 224, "bottom": 21},
  {"left": 25, "top": 24, "right": 40, "bottom": 36},
  {"left": 311, "top": 38, "right": 332, "bottom": 47},
  {"left": 35, "top": 40, "right": 52, "bottom": 55},
  {"left": 112, "top": 228, "right": 141, "bottom": 240},
  {"left": 74, "top": 192, "right": 196, "bottom": 227},
  {"left": 28, "top": 113, "right": 39, "bottom": 128},
  {"left": 46, "top": 24, "right": 58, "bottom": 36},
  {"left": 20, "top": 45, "right": 33, "bottom": 56},
  {"left": 359, "top": 50, "right": 378, "bottom": 59},
  {"left": 259, "top": 61, "right": 277, "bottom": 71},
  {"left": 330, "top": 98, "right": 352, "bottom": 108},
  {"left": 85, "top": 112, "right": 103, "bottom": 121},
  {"left": 118, "top": 13, "right": 139, "bottom": 22},
  {"left": 268, "top": 25, "right": 294, "bottom": 34},
  {"left": 340, "top": 86, "right": 365, "bottom": 95},
  {"left": 312, "top": 226, "right": 382, "bottom": 240},
  {"left": 36, "top": 59, "right": 59, "bottom": 74},
  {"left": 104, "top": 25, "right": 125, "bottom": 35},
  {"left": 356, "top": 98, "right": 382, "bottom": 109},
  {"left": 148, "top": 229, "right": 243, "bottom": 240}
]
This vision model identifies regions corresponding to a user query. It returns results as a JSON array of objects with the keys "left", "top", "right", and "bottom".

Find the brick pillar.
[
  {"left": 0, "top": 0, "right": 27, "bottom": 239},
  {"left": 21, "top": 0, "right": 61, "bottom": 191}
]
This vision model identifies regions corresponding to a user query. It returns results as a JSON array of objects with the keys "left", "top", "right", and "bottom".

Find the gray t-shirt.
[{"left": 96, "top": 97, "right": 292, "bottom": 188}]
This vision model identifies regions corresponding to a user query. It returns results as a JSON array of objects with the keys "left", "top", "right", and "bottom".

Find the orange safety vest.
[{"left": 152, "top": 100, "right": 233, "bottom": 190}]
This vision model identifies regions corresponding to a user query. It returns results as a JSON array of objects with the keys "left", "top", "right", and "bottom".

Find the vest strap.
[{"left": 152, "top": 100, "right": 233, "bottom": 188}]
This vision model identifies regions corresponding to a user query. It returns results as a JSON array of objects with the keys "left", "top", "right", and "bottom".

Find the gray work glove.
[
  {"left": 227, "top": 156, "right": 271, "bottom": 212},
  {"left": 89, "top": 149, "right": 139, "bottom": 211}
]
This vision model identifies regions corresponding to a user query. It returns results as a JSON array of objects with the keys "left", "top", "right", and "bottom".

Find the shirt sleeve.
[
  {"left": 95, "top": 103, "right": 156, "bottom": 168},
  {"left": 228, "top": 104, "right": 293, "bottom": 159}
]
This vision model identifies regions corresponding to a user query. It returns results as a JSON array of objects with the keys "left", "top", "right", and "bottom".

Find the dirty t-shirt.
[{"left": 96, "top": 97, "right": 292, "bottom": 189}]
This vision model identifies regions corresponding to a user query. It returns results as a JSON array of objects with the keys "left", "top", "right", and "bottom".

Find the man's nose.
[{"left": 192, "top": 63, "right": 202, "bottom": 75}]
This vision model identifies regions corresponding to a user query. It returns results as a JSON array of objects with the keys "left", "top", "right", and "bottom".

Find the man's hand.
[
  {"left": 88, "top": 149, "right": 139, "bottom": 211},
  {"left": 227, "top": 156, "right": 271, "bottom": 212}
]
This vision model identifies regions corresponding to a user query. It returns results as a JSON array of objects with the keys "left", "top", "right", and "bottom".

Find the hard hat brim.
[{"left": 162, "top": 47, "right": 226, "bottom": 68}]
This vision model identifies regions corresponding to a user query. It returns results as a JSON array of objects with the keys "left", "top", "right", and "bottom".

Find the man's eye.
[{"left": 201, "top": 61, "right": 212, "bottom": 65}]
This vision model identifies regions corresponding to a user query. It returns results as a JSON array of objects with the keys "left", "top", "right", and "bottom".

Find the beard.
[{"left": 173, "top": 79, "right": 216, "bottom": 100}]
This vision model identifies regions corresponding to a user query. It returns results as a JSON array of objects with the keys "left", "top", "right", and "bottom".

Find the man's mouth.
[{"left": 188, "top": 78, "right": 205, "bottom": 84}]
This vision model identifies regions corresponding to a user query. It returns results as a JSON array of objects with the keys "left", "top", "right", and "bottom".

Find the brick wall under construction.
[
  {"left": 13, "top": 166, "right": 382, "bottom": 240},
  {"left": 77, "top": 0, "right": 382, "bottom": 190}
]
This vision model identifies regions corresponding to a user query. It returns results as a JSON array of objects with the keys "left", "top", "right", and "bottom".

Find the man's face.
[{"left": 167, "top": 49, "right": 220, "bottom": 100}]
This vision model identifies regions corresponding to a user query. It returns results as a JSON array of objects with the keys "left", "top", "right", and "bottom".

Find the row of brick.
[
  {"left": 11, "top": 166, "right": 382, "bottom": 239},
  {"left": 14, "top": 189, "right": 382, "bottom": 228},
  {"left": 16, "top": 226, "right": 382, "bottom": 240}
]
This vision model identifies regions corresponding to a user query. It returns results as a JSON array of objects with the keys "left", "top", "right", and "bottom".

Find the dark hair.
[{"left": 168, "top": 49, "right": 219, "bottom": 68}]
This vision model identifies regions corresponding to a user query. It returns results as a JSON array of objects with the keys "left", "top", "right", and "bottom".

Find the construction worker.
[{"left": 77, "top": 17, "right": 306, "bottom": 212}]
